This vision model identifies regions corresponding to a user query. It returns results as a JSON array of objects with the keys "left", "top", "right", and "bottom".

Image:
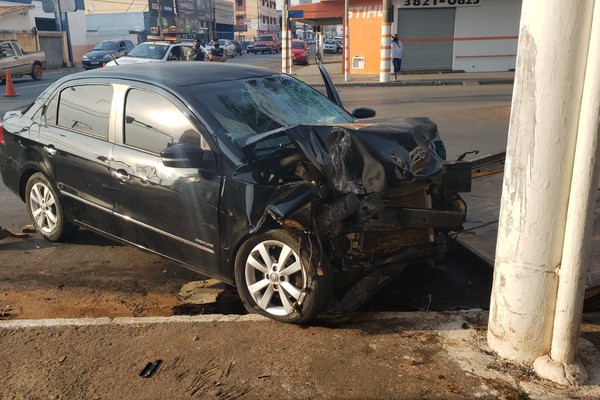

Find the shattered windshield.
[
  {"left": 190, "top": 74, "right": 354, "bottom": 147},
  {"left": 126, "top": 43, "right": 168, "bottom": 60}
]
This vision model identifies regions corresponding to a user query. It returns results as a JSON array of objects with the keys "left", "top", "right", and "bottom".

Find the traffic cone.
[{"left": 4, "top": 69, "right": 17, "bottom": 97}]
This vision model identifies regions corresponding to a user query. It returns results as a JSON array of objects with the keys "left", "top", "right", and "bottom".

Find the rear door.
[
  {"left": 37, "top": 81, "right": 116, "bottom": 232},
  {"left": 109, "top": 84, "right": 223, "bottom": 277}
]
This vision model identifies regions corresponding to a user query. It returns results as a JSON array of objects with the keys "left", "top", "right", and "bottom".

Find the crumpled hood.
[{"left": 283, "top": 117, "right": 446, "bottom": 195}]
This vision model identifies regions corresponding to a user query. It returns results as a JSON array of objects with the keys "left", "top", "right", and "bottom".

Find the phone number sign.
[{"left": 401, "top": 0, "right": 481, "bottom": 7}]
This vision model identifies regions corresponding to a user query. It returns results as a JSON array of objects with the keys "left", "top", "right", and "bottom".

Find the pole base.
[{"left": 533, "top": 354, "right": 588, "bottom": 386}]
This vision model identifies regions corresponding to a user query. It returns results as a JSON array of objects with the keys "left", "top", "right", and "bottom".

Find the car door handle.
[
  {"left": 43, "top": 145, "right": 57, "bottom": 156},
  {"left": 112, "top": 169, "right": 131, "bottom": 183}
]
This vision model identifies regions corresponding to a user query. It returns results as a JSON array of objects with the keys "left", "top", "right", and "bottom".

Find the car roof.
[{"left": 72, "top": 62, "right": 280, "bottom": 87}]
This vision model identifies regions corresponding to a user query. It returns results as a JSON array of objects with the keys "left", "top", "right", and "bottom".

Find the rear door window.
[{"left": 50, "top": 84, "right": 112, "bottom": 139}]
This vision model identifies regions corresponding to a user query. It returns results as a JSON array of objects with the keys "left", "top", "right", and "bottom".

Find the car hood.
[{"left": 247, "top": 120, "right": 446, "bottom": 196}]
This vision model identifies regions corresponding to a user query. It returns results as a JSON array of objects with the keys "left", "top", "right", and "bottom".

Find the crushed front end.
[{"left": 240, "top": 118, "right": 471, "bottom": 305}]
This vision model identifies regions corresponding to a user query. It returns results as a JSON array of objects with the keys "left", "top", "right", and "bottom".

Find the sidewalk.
[
  {"left": 1, "top": 311, "right": 599, "bottom": 399},
  {"left": 291, "top": 58, "right": 515, "bottom": 87}
]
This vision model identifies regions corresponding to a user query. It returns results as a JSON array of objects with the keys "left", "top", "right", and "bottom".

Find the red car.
[{"left": 291, "top": 39, "right": 309, "bottom": 65}]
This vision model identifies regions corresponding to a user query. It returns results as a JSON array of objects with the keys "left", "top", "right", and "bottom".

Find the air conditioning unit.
[{"left": 352, "top": 56, "right": 365, "bottom": 69}]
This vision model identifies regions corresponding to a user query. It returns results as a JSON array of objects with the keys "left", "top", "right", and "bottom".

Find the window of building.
[{"left": 237, "top": 0, "right": 242, "bottom": 6}]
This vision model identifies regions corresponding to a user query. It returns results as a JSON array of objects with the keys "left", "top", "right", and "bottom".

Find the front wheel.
[
  {"left": 235, "top": 229, "right": 332, "bottom": 324},
  {"left": 25, "top": 173, "right": 77, "bottom": 241}
]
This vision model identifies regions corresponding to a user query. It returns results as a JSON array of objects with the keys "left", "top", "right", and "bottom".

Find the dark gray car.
[{"left": 82, "top": 40, "right": 135, "bottom": 69}]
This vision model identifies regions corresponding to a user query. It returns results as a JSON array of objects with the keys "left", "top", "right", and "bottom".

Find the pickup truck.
[
  {"left": 0, "top": 41, "right": 46, "bottom": 81},
  {"left": 249, "top": 34, "right": 281, "bottom": 54}
]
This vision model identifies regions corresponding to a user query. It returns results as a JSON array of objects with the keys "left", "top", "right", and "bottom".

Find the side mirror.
[
  {"left": 351, "top": 107, "right": 376, "bottom": 119},
  {"left": 161, "top": 143, "right": 211, "bottom": 169}
]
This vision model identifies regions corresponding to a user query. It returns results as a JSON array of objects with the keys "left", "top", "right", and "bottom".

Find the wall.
[
  {"left": 453, "top": 0, "right": 521, "bottom": 71},
  {"left": 348, "top": 0, "right": 383, "bottom": 74},
  {"left": 27, "top": 2, "right": 88, "bottom": 66},
  {"left": 0, "top": 8, "right": 32, "bottom": 30}
]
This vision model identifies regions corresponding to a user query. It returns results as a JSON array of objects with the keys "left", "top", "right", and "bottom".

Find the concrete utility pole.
[
  {"left": 281, "top": 0, "right": 291, "bottom": 74},
  {"left": 379, "top": 0, "right": 391, "bottom": 82},
  {"left": 487, "top": 0, "right": 600, "bottom": 386},
  {"left": 344, "top": 0, "right": 349, "bottom": 82}
]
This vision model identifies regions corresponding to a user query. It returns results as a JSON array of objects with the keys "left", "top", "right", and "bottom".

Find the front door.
[{"left": 109, "top": 86, "right": 222, "bottom": 277}]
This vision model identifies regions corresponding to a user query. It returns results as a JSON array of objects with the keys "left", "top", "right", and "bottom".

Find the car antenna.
[{"left": 108, "top": 52, "right": 120, "bottom": 65}]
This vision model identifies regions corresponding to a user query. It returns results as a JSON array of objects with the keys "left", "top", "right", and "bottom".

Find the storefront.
[{"left": 290, "top": 0, "right": 522, "bottom": 74}]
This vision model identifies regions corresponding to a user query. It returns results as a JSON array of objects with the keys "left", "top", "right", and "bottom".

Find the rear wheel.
[
  {"left": 25, "top": 173, "right": 77, "bottom": 241},
  {"left": 235, "top": 229, "right": 332, "bottom": 324},
  {"left": 31, "top": 63, "right": 43, "bottom": 80}
]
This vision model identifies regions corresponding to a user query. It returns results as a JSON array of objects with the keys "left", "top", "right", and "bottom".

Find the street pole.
[
  {"left": 380, "top": 0, "right": 391, "bottom": 82},
  {"left": 281, "top": 0, "right": 291, "bottom": 74},
  {"left": 344, "top": 0, "right": 349, "bottom": 82},
  {"left": 487, "top": 0, "right": 598, "bottom": 386}
]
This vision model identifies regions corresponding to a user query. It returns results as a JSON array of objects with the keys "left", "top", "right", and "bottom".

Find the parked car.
[
  {"left": 82, "top": 39, "right": 135, "bottom": 69},
  {"left": 0, "top": 62, "right": 470, "bottom": 324},
  {"left": 249, "top": 34, "right": 281, "bottom": 54},
  {"left": 323, "top": 39, "right": 342, "bottom": 53},
  {"left": 204, "top": 39, "right": 236, "bottom": 58},
  {"left": 0, "top": 41, "right": 46, "bottom": 81},
  {"left": 104, "top": 38, "right": 193, "bottom": 66},
  {"left": 291, "top": 39, "right": 309, "bottom": 65},
  {"left": 245, "top": 42, "right": 254, "bottom": 53}
]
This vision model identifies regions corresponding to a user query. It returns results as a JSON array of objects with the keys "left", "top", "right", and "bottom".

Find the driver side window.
[{"left": 124, "top": 88, "right": 210, "bottom": 154}]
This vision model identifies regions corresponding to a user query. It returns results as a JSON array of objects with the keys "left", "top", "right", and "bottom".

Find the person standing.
[
  {"left": 208, "top": 38, "right": 227, "bottom": 62},
  {"left": 391, "top": 34, "right": 404, "bottom": 80},
  {"left": 186, "top": 39, "right": 205, "bottom": 61}
]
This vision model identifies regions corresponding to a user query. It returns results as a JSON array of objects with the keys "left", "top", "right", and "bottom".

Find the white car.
[
  {"left": 104, "top": 40, "right": 194, "bottom": 66},
  {"left": 323, "top": 39, "right": 342, "bottom": 54},
  {"left": 204, "top": 39, "right": 236, "bottom": 58}
]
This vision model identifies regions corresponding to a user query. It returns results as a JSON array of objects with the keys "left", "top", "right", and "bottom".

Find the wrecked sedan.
[{"left": 0, "top": 62, "right": 470, "bottom": 323}]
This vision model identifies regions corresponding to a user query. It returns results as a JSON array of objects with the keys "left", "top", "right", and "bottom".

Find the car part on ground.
[{"left": 0, "top": 62, "right": 471, "bottom": 324}]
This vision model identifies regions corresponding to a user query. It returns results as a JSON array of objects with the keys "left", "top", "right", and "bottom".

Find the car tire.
[
  {"left": 234, "top": 229, "right": 332, "bottom": 324},
  {"left": 31, "top": 63, "right": 43, "bottom": 80},
  {"left": 25, "top": 173, "right": 77, "bottom": 242}
]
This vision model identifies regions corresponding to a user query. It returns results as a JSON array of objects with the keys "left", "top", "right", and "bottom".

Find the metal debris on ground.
[
  {"left": 0, "top": 226, "right": 28, "bottom": 240},
  {"left": 177, "top": 279, "right": 228, "bottom": 305},
  {"left": 139, "top": 359, "right": 163, "bottom": 378}
]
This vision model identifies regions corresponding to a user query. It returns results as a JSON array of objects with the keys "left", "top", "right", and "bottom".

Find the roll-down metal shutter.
[
  {"left": 397, "top": 8, "right": 456, "bottom": 71},
  {"left": 38, "top": 33, "right": 64, "bottom": 69}
]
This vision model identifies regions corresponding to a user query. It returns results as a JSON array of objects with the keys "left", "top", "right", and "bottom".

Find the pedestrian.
[
  {"left": 208, "top": 38, "right": 227, "bottom": 62},
  {"left": 186, "top": 39, "right": 205, "bottom": 61},
  {"left": 391, "top": 34, "right": 403, "bottom": 80}
]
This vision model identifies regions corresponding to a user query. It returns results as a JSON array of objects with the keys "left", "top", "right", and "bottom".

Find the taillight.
[{"left": 0, "top": 122, "right": 5, "bottom": 145}]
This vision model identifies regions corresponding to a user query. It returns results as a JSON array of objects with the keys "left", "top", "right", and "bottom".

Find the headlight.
[{"left": 82, "top": 55, "right": 89, "bottom": 60}]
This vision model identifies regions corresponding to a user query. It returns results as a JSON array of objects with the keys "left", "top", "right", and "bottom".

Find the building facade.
[
  {"left": 234, "top": 0, "right": 278, "bottom": 43},
  {"left": 291, "top": 0, "right": 522, "bottom": 74}
]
